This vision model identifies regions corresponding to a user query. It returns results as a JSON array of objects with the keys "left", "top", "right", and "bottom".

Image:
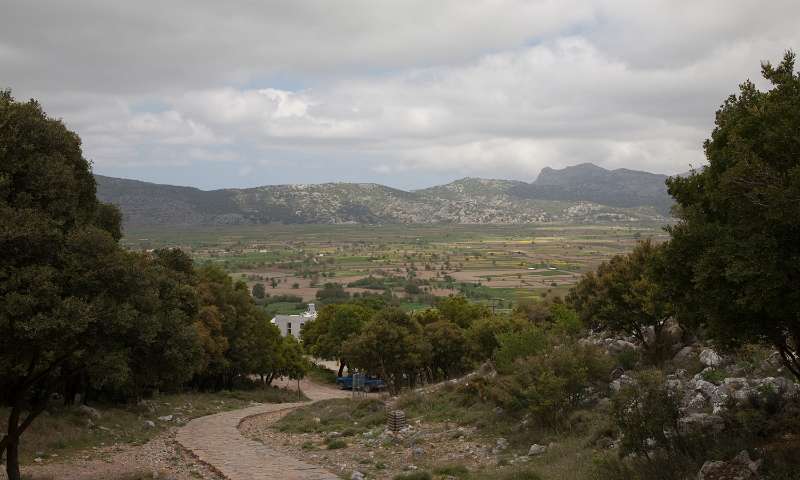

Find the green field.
[{"left": 122, "top": 223, "right": 670, "bottom": 311}]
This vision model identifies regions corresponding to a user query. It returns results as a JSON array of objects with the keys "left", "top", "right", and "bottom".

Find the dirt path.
[{"left": 176, "top": 379, "right": 349, "bottom": 480}]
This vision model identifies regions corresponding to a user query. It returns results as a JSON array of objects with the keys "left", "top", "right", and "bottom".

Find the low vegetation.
[
  {"left": 0, "top": 385, "right": 300, "bottom": 465},
  {"left": 276, "top": 398, "right": 385, "bottom": 436}
]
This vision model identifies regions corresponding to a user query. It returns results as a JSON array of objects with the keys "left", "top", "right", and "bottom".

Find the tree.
[
  {"left": 301, "top": 303, "right": 372, "bottom": 375},
  {"left": 193, "top": 265, "right": 275, "bottom": 390},
  {"left": 424, "top": 320, "right": 469, "bottom": 380},
  {"left": 664, "top": 51, "right": 800, "bottom": 379},
  {"left": 315, "top": 282, "right": 350, "bottom": 304},
  {"left": 252, "top": 282, "right": 266, "bottom": 299},
  {"left": 436, "top": 295, "right": 490, "bottom": 328},
  {"left": 0, "top": 92, "right": 198, "bottom": 480},
  {"left": 464, "top": 315, "right": 526, "bottom": 362},
  {"left": 343, "top": 308, "right": 431, "bottom": 394},
  {"left": 568, "top": 240, "right": 674, "bottom": 363}
]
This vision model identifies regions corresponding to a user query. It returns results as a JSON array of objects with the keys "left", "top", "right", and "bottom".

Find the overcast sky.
[{"left": 2, "top": 1, "right": 798, "bottom": 190}]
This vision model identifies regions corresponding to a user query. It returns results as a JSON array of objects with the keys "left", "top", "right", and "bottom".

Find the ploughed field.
[{"left": 122, "top": 223, "right": 668, "bottom": 313}]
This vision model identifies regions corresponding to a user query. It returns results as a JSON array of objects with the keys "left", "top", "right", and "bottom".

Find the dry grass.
[{"left": 1, "top": 385, "right": 302, "bottom": 466}]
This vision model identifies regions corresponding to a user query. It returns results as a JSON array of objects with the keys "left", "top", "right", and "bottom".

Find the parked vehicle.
[{"left": 336, "top": 375, "right": 386, "bottom": 392}]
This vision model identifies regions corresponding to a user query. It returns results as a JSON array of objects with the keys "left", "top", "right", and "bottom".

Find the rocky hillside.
[
  {"left": 510, "top": 163, "right": 673, "bottom": 214},
  {"left": 95, "top": 164, "right": 675, "bottom": 226}
]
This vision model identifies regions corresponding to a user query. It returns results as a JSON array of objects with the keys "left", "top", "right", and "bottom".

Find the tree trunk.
[
  {"left": 338, "top": 362, "right": 345, "bottom": 377},
  {"left": 6, "top": 435, "right": 20, "bottom": 480},
  {"left": 5, "top": 405, "right": 20, "bottom": 480}
]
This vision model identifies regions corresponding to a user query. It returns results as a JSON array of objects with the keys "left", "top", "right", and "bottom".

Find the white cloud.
[{"left": 2, "top": 0, "right": 798, "bottom": 188}]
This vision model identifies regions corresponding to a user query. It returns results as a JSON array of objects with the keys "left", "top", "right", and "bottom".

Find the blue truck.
[{"left": 336, "top": 375, "right": 386, "bottom": 392}]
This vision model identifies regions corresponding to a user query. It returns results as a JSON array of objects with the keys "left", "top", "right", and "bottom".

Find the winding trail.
[{"left": 176, "top": 379, "right": 349, "bottom": 480}]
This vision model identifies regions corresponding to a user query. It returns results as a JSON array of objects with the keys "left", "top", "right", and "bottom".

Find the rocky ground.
[{"left": 240, "top": 408, "right": 512, "bottom": 479}]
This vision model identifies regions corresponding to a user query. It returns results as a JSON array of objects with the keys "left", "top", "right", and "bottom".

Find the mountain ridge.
[{"left": 95, "top": 163, "right": 676, "bottom": 226}]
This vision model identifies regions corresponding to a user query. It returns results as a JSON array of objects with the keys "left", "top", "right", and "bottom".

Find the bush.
[
  {"left": 613, "top": 370, "right": 684, "bottom": 457},
  {"left": 325, "top": 438, "right": 347, "bottom": 449},
  {"left": 433, "top": 464, "right": 470, "bottom": 478},
  {"left": 497, "top": 470, "right": 542, "bottom": 480},
  {"left": 393, "top": 472, "right": 432, "bottom": 480},
  {"left": 615, "top": 348, "right": 639, "bottom": 370},
  {"left": 494, "top": 326, "right": 547, "bottom": 373},
  {"left": 477, "top": 340, "right": 612, "bottom": 427}
]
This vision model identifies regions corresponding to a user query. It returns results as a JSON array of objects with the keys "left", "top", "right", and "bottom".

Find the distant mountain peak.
[{"left": 94, "top": 164, "right": 673, "bottom": 226}]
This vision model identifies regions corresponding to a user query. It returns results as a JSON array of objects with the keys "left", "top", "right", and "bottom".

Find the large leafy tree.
[
  {"left": 344, "top": 308, "right": 431, "bottom": 394},
  {"left": 424, "top": 320, "right": 469, "bottom": 380},
  {"left": 664, "top": 52, "right": 800, "bottom": 379},
  {"left": 193, "top": 265, "right": 278, "bottom": 390},
  {"left": 0, "top": 92, "right": 197, "bottom": 480},
  {"left": 568, "top": 240, "right": 674, "bottom": 363},
  {"left": 436, "top": 295, "right": 490, "bottom": 328},
  {"left": 301, "top": 303, "right": 372, "bottom": 375}
]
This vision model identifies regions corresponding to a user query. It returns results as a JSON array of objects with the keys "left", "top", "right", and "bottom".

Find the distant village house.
[{"left": 271, "top": 303, "right": 317, "bottom": 339}]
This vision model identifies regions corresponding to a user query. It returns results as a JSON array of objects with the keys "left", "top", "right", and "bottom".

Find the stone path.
[{"left": 176, "top": 379, "right": 349, "bottom": 480}]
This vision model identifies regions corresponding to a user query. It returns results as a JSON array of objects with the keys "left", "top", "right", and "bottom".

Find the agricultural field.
[{"left": 122, "top": 223, "right": 670, "bottom": 313}]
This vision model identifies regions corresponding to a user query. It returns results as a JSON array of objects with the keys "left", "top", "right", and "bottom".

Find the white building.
[{"left": 271, "top": 303, "right": 317, "bottom": 339}]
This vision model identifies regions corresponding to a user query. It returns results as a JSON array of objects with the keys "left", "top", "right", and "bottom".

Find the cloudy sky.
[{"left": 2, "top": 1, "right": 798, "bottom": 190}]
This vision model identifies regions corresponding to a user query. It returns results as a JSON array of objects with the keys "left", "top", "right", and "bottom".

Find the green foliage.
[
  {"left": 615, "top": 348, "right": 639, "bottom": 371},
  {"left": 193, "top": 264, "right": 293, "bottom": 389},
  {"left": 0, "top": 92, "right": 206, "bottom": 479},
  {"left": 568, "top": 240, "right": 674, "bottom": 363},
  {"left": 612, "top": 370, "right": 684, "bottom": 458},
  {"left": 424, "top": 320, "right": 470, "bottom": 379},
  {"left": 550, "top": 303, "right": 584, "bottom": 337},
  {"left": 495, "top": 470, "right": 541, "bottom": 480},
  {"left": 306, "top": 363, "right": 338, "bottom": 385},
  {"left": 393, "top": 472, "right": 432, "bottom": 480},
  {"left": 343, "top": 308, "right": 431, "bottom": 394},
  {"left": 251, "top": 282, "right": 266, "bottom": 299},
  {"left": 276, "top": 398, "right": 385, "bottom": 435},
  {"left": 315, "top": 282, "right": 350, "bottom": 304},
  {"left": 464, "top": 315, "right": 526, "bottom": 362},
  {"left": 436, "top": 295, "right": 490, "bottom": 328},
  {"left": 325, "top": 438, "right": 347, "bottom": 449},
  {"left": 489, "top": 342, "right": 612, "bottom": 426},
  {"left": 432, "top": 464, "right": 470, "bottom": 478},
  {"left": 700, "top": 368, "right": 726, "bottom": 384},
  {"left": 301, "top": 303, "right": 373, "bottom": 369},
  {"left": 663, "top": 51, "right": 800, "bottom": 380},
  {"left": 494, "top": 326, "right": 547, "bottom": 373}
]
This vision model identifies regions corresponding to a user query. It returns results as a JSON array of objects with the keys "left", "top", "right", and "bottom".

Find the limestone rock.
[
  {"left": 528, "top": 444, "right": 547, "bottom": 456},
  {"left": 700, "top": 349, "right": 723, "bottom": 367},
  {"left": 78, "top": 405, "right": 102, "bottom": 419},
  {"left": 610, "top": 374, "right": 636, "bottom": 394},
  {"left": 673, "top": 346, "right": 696, "bottom": 365},
  {"left": 697, "top": 450, "right": 760, "bottom": 480},
  {"left": 678, "top": 413, "right": 725, "bottom": 434},
  {"left": 493, "top": 437, "right": 509, "bottom": 454}
]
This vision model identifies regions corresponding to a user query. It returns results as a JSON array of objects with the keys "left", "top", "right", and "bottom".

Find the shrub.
[
  {"left": 550, "top": 303, "right": 584, "bottom": 337},
  {"left": 700, "top": 368, "right": 726, "bottom": 384},
  {"left": 615, "top": 348, "right": 639, "bottom": 370},
  {"left": 613, "top": 370, "right": 683, "bottom": 457},
  {"left": 494, "top": 326, "right": 547, "bottom": 373},
  {"left": 433, "top": 464, "right": 470, "bottom": 478},
  {"left": 325, "top": 438, "right": 347, "bottom": 449},
  {"left": 481, "top": 341, "right": 612, "bottom": 427},
  {"left": 393, "top": 472, "right": 432, "bottom": 480},
  {"left": 497, "top": 470, "right": 542, "bottom": 480}
]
